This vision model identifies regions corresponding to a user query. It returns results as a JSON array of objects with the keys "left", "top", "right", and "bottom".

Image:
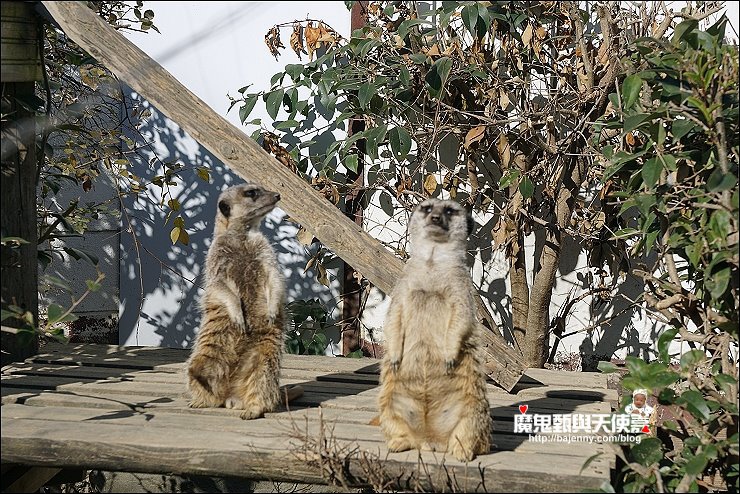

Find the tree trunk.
[
  {"left": 524, "top": 154, "right": 586, "bottom": 368},
  {"left": 509, "top": 229, "right": 528, "bottom": 353}
]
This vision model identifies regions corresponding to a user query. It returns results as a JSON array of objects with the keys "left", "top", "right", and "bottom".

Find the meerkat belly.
[{"left": 400, "top": 289, "right": 450, "bottom": 375}]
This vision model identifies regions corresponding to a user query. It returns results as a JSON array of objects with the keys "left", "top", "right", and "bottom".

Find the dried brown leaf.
[
  {"left": 521, "top": 24, "right": 533, "bottom": 47},
  {"left": 497, "top": 133, "right": 511, "bottom": 168},
  {"left": 499, "top": 87, "right": 511, "bottom": 110},
  {"left": 305, "top": 22, "right": 321, "bottom": 60},
  {"left": 423, "top": 174, "right": 438, "bottom": 196},
  {"left": 264, "top": 26, "right": 284, "bottom": 59},
  {"left": 464, "top": 125, "right": 486, "bottom": 149},
  {"left": 290, "top": 24, "right": 305, "bottom": 59}
]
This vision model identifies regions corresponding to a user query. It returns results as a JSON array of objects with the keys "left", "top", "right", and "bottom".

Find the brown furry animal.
[
  {"left": 378, "top": 198, "right": 492, "bottom": 461},
  {"left": 187, "top": 183, "right": 285, "bottom": 419}
]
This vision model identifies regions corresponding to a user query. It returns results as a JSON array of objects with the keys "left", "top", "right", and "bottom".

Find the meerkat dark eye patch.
[
  {"left": 444, "top": 207, "right": 456, "bottom": 215},
  {"left": 421, "top": 204, "right": 433, "bottom": 214},
  {"left": 218, "top": 200, "right": 231, "bottom": 217},
  {"left": 243, "top": 189, "right": 259, "bottom": 199}
]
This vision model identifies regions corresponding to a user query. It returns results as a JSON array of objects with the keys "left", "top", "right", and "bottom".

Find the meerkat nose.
[
  {"left": 274, "top": 193, "right": 281, "bottom": 201},
  {"left": 430, "top": 214, "right": 441, "bottom": 224}
]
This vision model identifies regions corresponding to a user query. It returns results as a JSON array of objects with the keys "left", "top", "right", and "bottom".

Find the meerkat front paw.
[
  {"left": 240, "top": 405, "right": 265, "bottom": 420},
  {"left": 224, "top": 396, "right": 243, "bottom": 409},
  {"left": 445, "top": 358, "right": 457, "bottom": 374},
  {"left": 449, "top": 443, "right": 474, "bottom": 462},
  {"left": 390, "top": 358, "right": 401, "bottom": 372},
  {"left": 387, "top": 436, "right": 413, "bottom": 453}
]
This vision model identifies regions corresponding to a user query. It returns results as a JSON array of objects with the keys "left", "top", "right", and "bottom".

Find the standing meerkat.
[
  {"left": 378, "top": 198, "right": 492, "bottom": 461},
  {"left": 187, "top": 183, "right": 285, "bottom": 420}
]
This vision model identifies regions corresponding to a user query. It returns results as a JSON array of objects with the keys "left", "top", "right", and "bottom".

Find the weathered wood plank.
[
  {"left": 1, "top": 416, "right": 609, "bottom": 492},
  {"left": 517, "top": 368, "right": 607, "bottom": 389},
  {"left": 0, "top": 404, "right": 612, "bottom": 464},
  {"left": 516, "top": 385, "right": 618, "bottom": 407},
  {"left": 39, "top": 1, "right": 525, "bottom": 391}
]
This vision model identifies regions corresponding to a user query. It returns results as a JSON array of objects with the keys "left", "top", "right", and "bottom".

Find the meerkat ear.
[
  {"left": 466, "top": 212, "right": 475, "bottom": 237},
  {"left": 218, "top": 200, "right": 231, "bottom": 218}
]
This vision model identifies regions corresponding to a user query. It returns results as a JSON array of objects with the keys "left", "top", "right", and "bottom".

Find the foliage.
[
  {"left": 596, "top": 16, "right": 738, "bottom": 493},
  {"left": 231, "top": 1, "right": 731, "bottom": 367},
  {"left": 285, "top": 299, "right": 333, "bottom": 355}
]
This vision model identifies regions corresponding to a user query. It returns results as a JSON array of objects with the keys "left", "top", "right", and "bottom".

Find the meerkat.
[
  {"left": 378, "top": 198, "right": 492, "bottom": 461},
  {"left": 187, "top": 183, "right": 287, "bottom": 420}
]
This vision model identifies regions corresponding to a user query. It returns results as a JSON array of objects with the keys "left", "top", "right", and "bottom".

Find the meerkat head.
[
  {"left": 214, "top": 183, "right": 280, "bottom": 235},
  {"left": 409, "top": 199, "right": 474, "bottom": 250}
]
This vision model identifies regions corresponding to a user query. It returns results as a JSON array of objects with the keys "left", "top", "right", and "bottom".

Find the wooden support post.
[
  {"left": 40, "top": 1, "right": 525, "bottom": 390},
  {"left": 1, "top": 1, "right": 42, "bottom": 365},
  {"left": 341, "top": 1, "right": 367, "bottom": 356}
]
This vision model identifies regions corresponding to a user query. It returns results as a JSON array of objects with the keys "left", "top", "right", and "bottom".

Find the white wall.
[{"left": 118, "top": 2, "right": 350, "bottom": 349}]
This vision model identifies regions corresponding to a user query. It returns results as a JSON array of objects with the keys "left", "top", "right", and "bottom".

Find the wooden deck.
[{"left": 1, "top": 344, "right": 617, "bottom": 492}]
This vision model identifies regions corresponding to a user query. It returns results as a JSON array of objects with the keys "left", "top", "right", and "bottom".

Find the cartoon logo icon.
[{"left": 519, "top": 404, "right": 528, "bottom": 414}]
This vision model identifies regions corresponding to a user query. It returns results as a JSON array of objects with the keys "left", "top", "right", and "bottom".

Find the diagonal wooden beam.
[{"left": 41, "top": 1, "right": 524, "bottom": 390}]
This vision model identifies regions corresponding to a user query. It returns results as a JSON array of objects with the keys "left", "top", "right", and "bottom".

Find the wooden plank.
[
  {"left": 0, "top": 404, "right": 612, "bottom": 464},
  {"left": 516, "top": 385, "right": 618, "bottom": 407},
  {"left": 518, "top": 368, "right": 607, "bottom": 389},
  {"left": 39, "top": 1, "right": 525, "bottom": 391},
  {"left": 1, "top": 416, "right": 608, "bottom": 492}
]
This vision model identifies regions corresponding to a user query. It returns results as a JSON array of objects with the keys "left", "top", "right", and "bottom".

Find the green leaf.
[
  {"left": 622, "top": 74, "right": 642, "bottom": 109},
  {"left": 344, "top": 154, "right": 359, "bottom": 173},
  {"left": 624, "top": 113, "right": 650, "bottom": 132},
  {"left": 657, "top": 328, "right": 678, "bottom": 363},
  {"left": 672, "top": 19, "right": 699, "bottom": 46},
  {"left": 658, "top": 388, "right": 676, "bottom": 405},
  {"left": 499, "top": 169, "right": 520, "bottom": 189},
  {"left": 425, "top": 57, "right": 453, "bottom": 98},
  {"left": 397, "top": 18, "right": 430, "bottom": 39},
  {"left": 597, "top": 361, "right": 619, "bottom": 374},
  {"left": 274, "top": 120, "right": 300, "bottom": 130},
  {"left": 388, "top": 126, "right": 412, "bottom": 161},
  {"left": 358, "top": 82, "right": 375, "bottom": 109},
  {"left": 707, "top": 169, "right": 736, "bottom": 192},
  {"left": 85, "top": 279, "right": 101, "bottom": 292},
  {"left": 678, "top": 390, "right": 710, "bottom": 422},
  {"left": 196, "top": 167, "right": 210, "bottom": 182},
  {"left": 715, "top": 373, "right": 737, "bottom": 394},
  {"left": 641, "top": 157, "right": 662, "bottom": 188},
  {"left": 684, "top": 454, "right": 709, "bottom": 476},
  {"left": 631, "top": 437, "right": 663, "bottom": 466},
  {"left": 47, "top": 304, "right": 63, "bottom": 324},
  {"left": 461, "top": 4, "right": 480, "bottom": 37},
  {"left": 239, "top": 95, "right": 258, "bottom": 124},
  {"left": 706, "top": 267, "right": 730, "bottom": 299},
  {"left": 265, "top": 89, "right": 284, "bottom": 120},
  {"left": 519, "top": 176, "right": 534, "bottom": 198},
  {"left": 285, "top": 64, "right": 303, "bottom": 81},
  {"left": 63, "top": 247, "right": 99, "bottom": 265},
  {"left": 671, "top": 119, "right": 693, "bottom": 140}
]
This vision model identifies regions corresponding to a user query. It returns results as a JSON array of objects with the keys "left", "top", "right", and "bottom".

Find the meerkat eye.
[
  {"left": 421, "top": 205, "right": 432, "bottom": 214},
  {"left": 444, "top": 207, "right": 456, "bottom": 216},
  {"left": 243, "top": 189, "right": 259, "bottom": 199}
]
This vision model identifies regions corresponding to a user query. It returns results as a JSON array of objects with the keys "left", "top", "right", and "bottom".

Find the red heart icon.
[
  {"left": 519, "top": 405, "right": 528, "bottom": 414},
  {"left": 641, "top": 425, "right": 650, "bottom": 433}
]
